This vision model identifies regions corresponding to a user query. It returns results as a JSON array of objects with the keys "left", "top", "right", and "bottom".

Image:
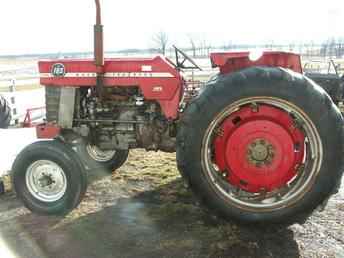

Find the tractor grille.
[{"left": 45, "top": 86, "right": 61, "bottom": 123}]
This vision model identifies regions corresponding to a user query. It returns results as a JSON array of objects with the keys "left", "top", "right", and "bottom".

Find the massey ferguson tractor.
[{"left": 10, "top": 0, "right": 344, "bottom": 224}]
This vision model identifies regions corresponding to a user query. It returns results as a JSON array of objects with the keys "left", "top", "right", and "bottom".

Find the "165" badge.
[{"left": 51, "top": 63, "right": 66, "bottom": 77}]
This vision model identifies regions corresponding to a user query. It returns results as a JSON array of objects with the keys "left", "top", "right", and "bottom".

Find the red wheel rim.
[{"left": 214, "top": 104, "right": 305, "bottom": 193}]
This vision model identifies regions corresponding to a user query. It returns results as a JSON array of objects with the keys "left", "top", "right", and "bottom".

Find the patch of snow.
[
  {"left": 0, "top": 128, "right": 38, "bottom": 176},
  {"left": 2, "top": 89, "right": 45, "bottom": 122}
]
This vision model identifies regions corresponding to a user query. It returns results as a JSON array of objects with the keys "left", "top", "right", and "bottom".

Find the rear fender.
[{"left": 210, "top": 51, "right": 302, "bottom": 75}]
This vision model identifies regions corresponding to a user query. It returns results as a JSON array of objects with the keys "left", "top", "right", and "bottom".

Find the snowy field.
[
  {"left": 0, "top": 128, "right": 38, "bottom": 176},
  {"left": 1, "top": 88, "right": 45, "bottom": 119},
  {"left": 0, "top": 88, "right": 45, "bottom": 176}
]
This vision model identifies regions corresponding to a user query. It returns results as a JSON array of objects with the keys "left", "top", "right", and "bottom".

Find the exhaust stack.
[{"left": 94, "top": 0, "right": 104, "bottom": 67}]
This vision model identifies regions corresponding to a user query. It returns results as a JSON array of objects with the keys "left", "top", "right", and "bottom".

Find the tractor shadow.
[{"left": 0, "top": 177, "right": 300, "bottom": 258}]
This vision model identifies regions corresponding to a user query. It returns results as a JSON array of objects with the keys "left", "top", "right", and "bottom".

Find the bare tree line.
[
  {"left": 319, "top": 38, "right": 344, "bottom": 58},
  {"left": 152, "top": 31, "right": 344, "bottom": 59},
  {"left": 152, "top": 31, "right": 212, "bottom": 57},
  {"left": 152, "top": 31, "right": 169, "bottom": 55}
]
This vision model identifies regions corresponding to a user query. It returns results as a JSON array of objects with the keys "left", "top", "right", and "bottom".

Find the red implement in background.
[{"left": 23, "top": 107, "right": 45, "bottom": 128}]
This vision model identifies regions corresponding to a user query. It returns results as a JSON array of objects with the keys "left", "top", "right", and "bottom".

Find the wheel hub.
[
  {"left": 247, "top": 138, "right": 275, "bottom": 166},
  {"left": 38, "top": 174, "right": 55, "bottom": 188},
  {"left": 25, "top": 160, "right": 67, "bottom": 202},
  {"left": 213, "top": 104, "right": 305, "bottom": 193}
]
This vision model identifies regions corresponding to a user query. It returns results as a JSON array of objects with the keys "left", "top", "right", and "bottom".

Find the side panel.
[
  {"left": 58, "top": 88, "right": 76, "bottom": 128},
  {"left": 39, "top": 56, "right": 183, "bottom": 119}
]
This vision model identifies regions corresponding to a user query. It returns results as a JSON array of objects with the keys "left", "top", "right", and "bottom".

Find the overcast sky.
[{"left": 0, "top": 0, "right": 343, "bottom": 55}]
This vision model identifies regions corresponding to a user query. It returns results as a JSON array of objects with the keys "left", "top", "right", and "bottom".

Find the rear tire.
[
  {"left": 0, "top": 95, "right": 11, "bottom": 128},
  {"left": 12, "top": 140, "right": 88, "bottom": 215},
  {"left": 177, "top": 67, "right": 344, "bottom": 225}
]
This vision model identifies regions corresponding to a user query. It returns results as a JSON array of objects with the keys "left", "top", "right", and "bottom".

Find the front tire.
[
  {"left": 12, "top": 140, "right": 88, "bottom": 215},
  {"left": 60, "top": 131, "right": 129, "bottom": 173},
  {"left": 177, "top": 67, "right": 344, "bottom": 224},
  {"left": 85, "top": 144, "right": 129, "bottom": 172}
]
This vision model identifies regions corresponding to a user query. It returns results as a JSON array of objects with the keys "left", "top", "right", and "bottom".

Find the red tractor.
[{"left": 11, "top": 0, "right": 344, "bottom": 224}]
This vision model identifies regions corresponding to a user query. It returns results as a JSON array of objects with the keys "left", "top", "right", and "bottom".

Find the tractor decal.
[
  {"left": 40, "top": 72, "right": 174, "bottom": 78},
  {"left": 51, "top": 63, "right": 66, "bottom": 77}
]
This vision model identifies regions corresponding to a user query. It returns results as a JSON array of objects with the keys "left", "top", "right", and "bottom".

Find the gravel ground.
[{"left": 0, "top": 150, "right": 343, "bottom": 258}]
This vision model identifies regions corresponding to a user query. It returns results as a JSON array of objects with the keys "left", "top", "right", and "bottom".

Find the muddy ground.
[{"left": 0, "top": 150, "right": 343, "bottom": 258}]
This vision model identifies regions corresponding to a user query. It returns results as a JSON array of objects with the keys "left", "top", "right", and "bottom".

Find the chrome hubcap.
[{"left": 25, "top": 160, "right": 67, "bottom": 202}]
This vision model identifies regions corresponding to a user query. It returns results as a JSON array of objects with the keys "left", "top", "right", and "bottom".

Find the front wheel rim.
[
  {"left": 86, "top": 145, "right": 116, "bottom": 162},
  {"left": 202, "top": 97, "right": 323, "bottom": 212},
  {"left": 25, "top": 160, "right": 67, "bottom": 203}
]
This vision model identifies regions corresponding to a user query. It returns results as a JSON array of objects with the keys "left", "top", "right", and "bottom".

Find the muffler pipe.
[
  {"left": 94, "top": 0, "right": 104, "bottom": 98},
  {"left": 94, "top": 0, "right": 104, "bottom": 67}
]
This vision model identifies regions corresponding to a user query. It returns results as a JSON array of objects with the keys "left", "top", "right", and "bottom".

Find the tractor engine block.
[{"left": 45, "top": 86, "right": 176, "bottom": 152}]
